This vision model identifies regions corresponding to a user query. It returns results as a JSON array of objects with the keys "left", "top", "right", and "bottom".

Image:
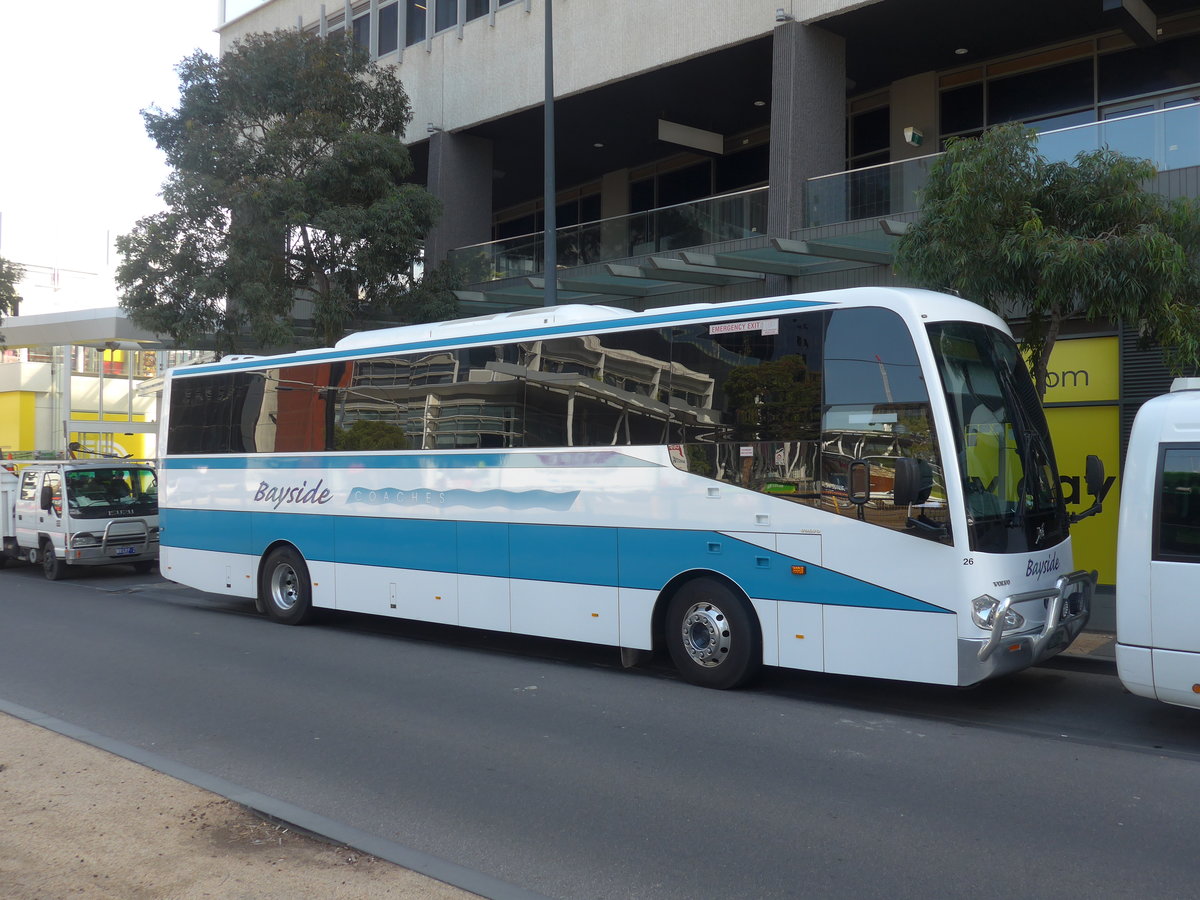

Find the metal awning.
[{"left": 0, "top": 307, "right": 165, "bottom": 350}]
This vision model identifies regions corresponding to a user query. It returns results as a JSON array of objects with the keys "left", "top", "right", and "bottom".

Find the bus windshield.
[
  {"left": 65, "top": 467, "right": 158, "bottom": 519},
  {"left": 928, "top": 322, "right": 1067, "bottom": 553}
]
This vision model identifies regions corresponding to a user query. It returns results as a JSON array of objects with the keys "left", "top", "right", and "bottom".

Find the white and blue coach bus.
[{"left": 158, "top": 287, "right": 1096, "bottom": 689}]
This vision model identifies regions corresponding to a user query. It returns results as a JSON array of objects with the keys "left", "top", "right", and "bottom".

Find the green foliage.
[
  {"left": 0, "top": 256, "right": 23, "bottom": 345},
  {"left": 333, "top": 419, "right": 410, "bottom": 451},
  {"left": 0, "top": 256, "right": 22, "bottom": 314},
  {"left": 896, "top": 123, "right": 1200, "bottom": 396},
  {"left": 117, "top": 30, "right": 447, "bottom": 354}
]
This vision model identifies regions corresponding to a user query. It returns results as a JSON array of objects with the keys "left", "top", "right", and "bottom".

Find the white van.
[
  {"left": 1116, "top": 378, "right": 1200, "bottom": 708},
  {"left": 1, "top": 460, "right": 160, "bottom": 580}
]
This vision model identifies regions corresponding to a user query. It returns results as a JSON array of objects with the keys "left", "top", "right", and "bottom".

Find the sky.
[{"left": 0, "top": 1, "right": 262, "bottom": 314}]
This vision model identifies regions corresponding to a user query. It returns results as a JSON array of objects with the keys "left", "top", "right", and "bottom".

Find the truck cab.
[{"left": 2, "top": 460, "right": 160, "bottom": 580}]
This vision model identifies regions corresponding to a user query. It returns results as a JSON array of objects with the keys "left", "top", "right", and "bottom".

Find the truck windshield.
[
  {"left": 65, "top": 468, "right": 158, "bottom": 519},
  {"left": 928, "top": 322, "right": 1067, "bottom": 553}
]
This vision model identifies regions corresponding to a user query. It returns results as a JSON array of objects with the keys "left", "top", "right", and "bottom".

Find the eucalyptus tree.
[
  {"left": 896, "top": 122, "right": 1200, "bottom": 397},
  {"left": 0, "top": 256, "right": 22, "bottom": 343},
  {"left": 117, "top": 29, "right": 453, "bottom": 353}
]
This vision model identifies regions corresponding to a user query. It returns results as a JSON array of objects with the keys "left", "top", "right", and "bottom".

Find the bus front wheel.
[
  {"left": 666, "top": 578, "right": 761, "bottom": 690},
  {"left": 260, "top": 547, "right": 314, "bottom": 626}
]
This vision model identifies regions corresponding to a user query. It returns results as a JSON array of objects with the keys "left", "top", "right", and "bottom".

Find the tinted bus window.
[{"left": 167, "top": 373, "right": 263, "bottom": 454}]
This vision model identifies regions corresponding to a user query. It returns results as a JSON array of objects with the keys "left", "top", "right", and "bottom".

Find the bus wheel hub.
[{"left": 681, "top": 602, "right": 731, "bottom": 667}]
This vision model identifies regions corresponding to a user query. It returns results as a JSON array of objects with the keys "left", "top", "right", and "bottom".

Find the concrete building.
[
  {"left": 219, "top": 0, "right": 1200, "bottom": 283},
  {"left": 215, "top": 0, "right": 1200, "bottom": 601}
]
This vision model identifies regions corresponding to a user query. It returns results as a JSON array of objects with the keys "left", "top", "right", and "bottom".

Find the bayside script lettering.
[
  {"left": 1025, "top": 552, "right": 1061, "bottom": 579},
  {"left": 254, "top": 479, "right": 333, "bottom": 510}
]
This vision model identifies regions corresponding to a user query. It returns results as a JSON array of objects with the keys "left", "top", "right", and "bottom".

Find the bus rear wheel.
[
  {"left": 666, "top": 578, "right": 760, "bottom": 690},
  {"left": 260, "top": 547, "right": 314, "bottom": 626}
]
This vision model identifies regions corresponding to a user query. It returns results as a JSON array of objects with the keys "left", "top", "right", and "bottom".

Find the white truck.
[
  {"left": 1116, "top": 378, "right": 1200, "bottom": 708},
  {"left": 1, "top": 459, "right": 159, "bottom": 580}
]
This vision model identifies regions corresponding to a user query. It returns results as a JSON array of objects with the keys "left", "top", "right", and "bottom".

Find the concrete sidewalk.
[
  {"left": 1060, "top": 630, "right": 1117, "bottom": 663},
  {"left": 0, "top": 711, "right": 478, "bottom": 900}
]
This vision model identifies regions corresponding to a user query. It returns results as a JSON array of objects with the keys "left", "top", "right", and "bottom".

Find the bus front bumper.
[{"left": 959, "top": 569, "right": 1095, "bottom": 684}]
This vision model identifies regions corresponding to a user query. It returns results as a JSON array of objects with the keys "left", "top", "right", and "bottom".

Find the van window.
[
  {"left": 65, "top": 467, "right": 158, "bottom": 519},
  {"left": 1156, "top": 445, "right": 1200, "bottom": 562},
  {"left": 45, "top": 472, "right": 62, "bottom": 516},
  {"left": 19, "top": 470, "right": 39, "bottom": 502}
]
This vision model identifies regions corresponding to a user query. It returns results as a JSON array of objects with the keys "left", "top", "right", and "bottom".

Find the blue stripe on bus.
[
  {"left": 160, "top": 451, "right": 660, "bottom": 470},
  {"left": 160, "top": 507, "right": 948, "bottom": 614},
  {"left": 176, "top": 298, "right": 835, "bottom": 376}
]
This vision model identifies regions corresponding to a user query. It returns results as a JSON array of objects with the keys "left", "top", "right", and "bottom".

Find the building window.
[
  {"left": 378, "top": 2, "right": 399, "bottom": 54},
  {"left": 988, "top": 59, "right": 1093, "bottom": 127},
  {"left": 406, "top": 0, "right": 426, "bottom": 46},
  {"left": 466, "top": 0, "right": 489, "bottom": 22},
  {"left": 1099, "top": 34, "right": 1200, "bottom": 103},
  {"left": 352, "top": 12, "right": 371, "bottom": 51},
  {"left": 938, "top": 31, "right": 1200, "bottom": 149},
  {"left": 848, "top": 104, "right": 889, "bottom": 168},
  {"left": 435, "top": 0, "right": 457, "bottom": 32},
  {"left": 714, "top": 141, "right": 769, "bottom": 193},
  {"left": 940, "top": 82, "right": 983, "bottom": 139}
]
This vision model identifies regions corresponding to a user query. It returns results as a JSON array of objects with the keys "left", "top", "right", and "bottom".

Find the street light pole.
[{"left": 543, "top": 0, "right": 557, "bottom": 307}]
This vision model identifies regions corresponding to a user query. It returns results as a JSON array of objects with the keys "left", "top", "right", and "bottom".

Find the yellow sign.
[
  {"left": 1027, "top": 335, "right": 1120, "bottom": 584},
  {"left": 1044, "top": 405, "right": 1119, "bottom": 585},
  {"left": 1040, "top": 336, "right": 1119, "bottom": 404}
]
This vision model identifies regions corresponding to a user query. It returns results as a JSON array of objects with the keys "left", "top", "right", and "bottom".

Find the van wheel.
[
  {"left": 260, "top": 547, "right": 314, "bottom": 625},
  {"left": 41, "top": 541, "right": 67, "bottom": 581},
  {"left": 666, "top": 578, "right": 761, "bottom": 690}
]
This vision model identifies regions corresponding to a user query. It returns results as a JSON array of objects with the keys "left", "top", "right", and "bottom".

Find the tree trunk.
[{"left": 1033, "top": 313, "right": 1062, "bottom": 400}]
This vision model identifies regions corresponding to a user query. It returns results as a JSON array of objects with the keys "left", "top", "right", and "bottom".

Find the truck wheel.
[
  {"left": 133, "top": 560, "right": 155, "bottom": 574},
  {"left": 666, "top": 577, "right": 761, "bottom": 690},
  {"left": 259, "top": 546, "right": 314, "bottom": 625},
  {"left": 41, "top": 540, "right": 67, "bottom": 581}
]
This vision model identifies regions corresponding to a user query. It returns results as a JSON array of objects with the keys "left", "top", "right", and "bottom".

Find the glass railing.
[
  {"left": 1037, "top": 102, "right": 1200, "bottom": 170},
  {"left": 806, "top": 103, "right": 1200, "bottom": 228},
  {"left": 448, "top": 187, "right": 768, "bottom": 282},
  {"left": 448, "top": 105, "right": 1200, "bottom": 276},
  {"left": 805, "top": 156, "right": 937, "bottom": 228}
]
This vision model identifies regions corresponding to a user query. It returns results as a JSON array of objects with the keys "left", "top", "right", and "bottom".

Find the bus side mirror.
[
  {"left": 893, "top": 457, "right": 932, "bottom": 507},
  {"left": 1071, "top": 454, "right": 1109, "bottom": 524},
  {"left": 1085, "top": 454, "right": 1108, "bottom": 500}
]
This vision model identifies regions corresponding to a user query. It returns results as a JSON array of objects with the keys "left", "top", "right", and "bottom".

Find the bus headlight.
[
  {"left": 971, "top": 595, "right": 1025, "bottom": 631},
  {"left": 71, "top": 533, "right": 100, "bottom": 548}
]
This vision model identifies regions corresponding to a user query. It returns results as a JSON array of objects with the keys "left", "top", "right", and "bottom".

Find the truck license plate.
[{"left": 114, "top": 547, "right": 137, "bottom": 557}]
